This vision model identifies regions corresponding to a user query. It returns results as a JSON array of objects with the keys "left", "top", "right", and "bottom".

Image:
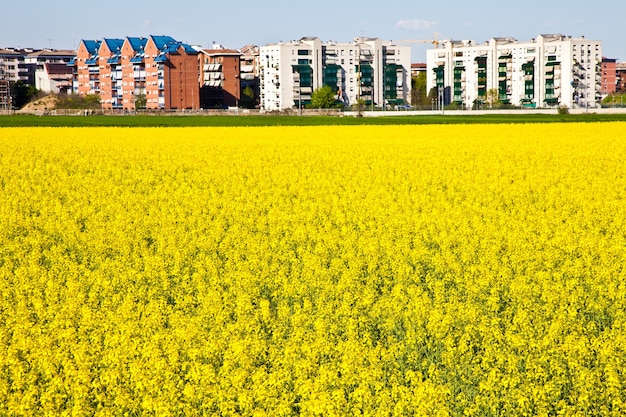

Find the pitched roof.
[
  {"left": 150, "top": 35, "right": 178, "bottom": 50},
  {"left": 201, "top": 49, "right": 241, "bottom": 56},
  {"left": 149, "top": 35, "right": 198, "bottom": 62},
  {"left": 81, "top": 40, "right": 101, "bottom": 54},
  {"left": 103, "top": 38, "right": 124, "bottom": 53},
  {"left": 27, "top": 49, "right": 76, "bottom": 58},
  {"left": 126, "top": 37, "right": 148, "bottom": 52},
  {"left": 45, "top": 63, "right": 73, "bottom": 75}
]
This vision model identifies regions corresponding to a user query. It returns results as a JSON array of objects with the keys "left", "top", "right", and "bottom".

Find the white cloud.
[
  {"left": 395, "top": 19, "right": 436, "bottom": 31},
  {"left": 142, "top": 19, "right": 151, "bottom": 29}
]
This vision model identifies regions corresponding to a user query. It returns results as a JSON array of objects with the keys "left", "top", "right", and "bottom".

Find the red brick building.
[
  {"left": 75, "top": 40, "right": 101, "bottom": 97},
  {"left": 616, "top": 62, "right": 626, "bottom": 92},
  {"left": 601, "top": 57, "right": 617, "bottom": 95},
  {"left": 74, "top": 35, "right": 199, "bottom": 110},
  {"left": 198, "top": 48, "right": 241, "bottom": 108},
  {"left": 144, "top": 36, "right": 200, "bottom": 110}
]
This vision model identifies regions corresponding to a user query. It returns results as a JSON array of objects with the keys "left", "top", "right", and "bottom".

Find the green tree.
[
  {"left": 353, "top": 98, "right": 366, "bottom": 117},
  {"left": 134, "top": 93, "right": 147, "bottom": 110},
  {"left": 310, "top": 85, "right": 337, "bottom": 108},
  {"left": 486, "top": 89, "right": 501, "bottom": 108},
  {"left": 56, "top": 93, "right": 101, "bottom": 109},
  {"left": 411, "top": 72, "right": 428, "bottom": 106},
  {"left": 11, "top": 81, "right": 39, "bottom": 109},
  {"left": 240, "top": 85, "right": 256, "bottom": 109}
]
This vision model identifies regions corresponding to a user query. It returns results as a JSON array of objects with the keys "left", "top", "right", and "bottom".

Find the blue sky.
[{"left": 3, "top": 0, "right": 625, "bottom": 62}]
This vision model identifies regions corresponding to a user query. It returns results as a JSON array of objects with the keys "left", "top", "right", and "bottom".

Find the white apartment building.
[
  {"left": 426, "top": 34, "right": 602, "bottom": 109},
  {"left": 260, "top": 37, "right": 411, "bottom": 111},
  {"left": 24, "top": 50, "right": 75, "bottom": 93}
]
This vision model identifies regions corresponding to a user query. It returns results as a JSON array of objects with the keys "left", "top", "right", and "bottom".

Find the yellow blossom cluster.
[{"left": 0, "top": 123, "right": 625, "bottom": 416}]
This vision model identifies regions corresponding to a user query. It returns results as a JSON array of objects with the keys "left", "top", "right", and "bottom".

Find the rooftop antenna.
[{"left": 46, "top": 38, "right": 55, "bottom": 49}]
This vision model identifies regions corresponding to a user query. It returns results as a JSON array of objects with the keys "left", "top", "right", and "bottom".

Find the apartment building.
[
  {"left": 0, "top": 57, "right": 10, "bottom": 110},
  {"left": 2, "top": 48, "right": 73, "bottom": 85},
  {"left": 259, "top": 37, "right": 411, "bottom": 111},
  {"left": 75, "top": 40, "right": 102, "bottom": 96},
  {"left": 411, "top": 63, "right": 427, "bottom": 78},
  {"left": 23, "top": 49, "right": 75, "bottom": 93},
  {"left": 239, "top": 44, "right": 260, "bottom": 108},
  {"left": 197, "top": 48, "right": 241, "bottom": 108},
  {"left": 601, "top": 57, "right": 617, "bottom": 96},
  {"left": 617, "top": 63, "right": 626, "bottom": 92},
  {"left": 0, "top": 48, "right": 32, "bottom": 84},
  {"left": 426, "top": 34, "right": 602, "bottom": 109},
  {"left": 74, "top": 35, "right": 199, "bottom": 110}
]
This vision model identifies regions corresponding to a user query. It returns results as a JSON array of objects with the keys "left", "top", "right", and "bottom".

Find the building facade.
[
  {"left": 74, "top": 35, "right": 199, "bottom": 110},
  {"left": 239, "top": 45, "right": 260, "bottom": 108},
  {"left": 426, "top": 34, "right": 602, "bottom": 109},
  {"left": 259, "top": 37, "right": 411, "bottom": 111},
  {"left": 23, "top": 49, "right": 75, "bottom": 93},
  {"left": 601, "top": 57, "right": 617, "bottom": 96},
  {"left": 0, "top": 48, "right": 34, "bottom": 84},
  {"left": 197, "top": 48, "right": 241, "bottom": 108},
  {"left": 615, "top": 62, "right": 626, "bottom": 92}
]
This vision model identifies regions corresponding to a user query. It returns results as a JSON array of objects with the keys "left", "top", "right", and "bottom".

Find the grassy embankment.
[{"left": 2, "top": 113, "right": 626, "bottom": 127}]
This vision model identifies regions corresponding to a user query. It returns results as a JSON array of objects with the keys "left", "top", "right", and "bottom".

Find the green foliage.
[
  {"left": 134, "top": 93, "right": 147, "bottom": 110},
  {"left": 557, "top": 105, "right": 570, "bottom": 115},
  {"left": 55, "top": 94, "right": 102, "bottom": 110},
  {"left": 241, "top": 86, "right": 257, "bottom": 109},
  {"left": 352, "top": 98, "right": 366, "bottom": 116},
  {"left": 411, "top": 72, "right": 429, "bottom": 106},
  {"left": 310, "top": 85, "right": 338, "bottom": 109},
  {"left": 602, "top": 93, "right": 625, "bottom": 106},
  {"left": 11, "top": 81, "right": 39, "bottom": 109},
  {"left": 486, "top": 89, "right": 501, "bottom": 108}
]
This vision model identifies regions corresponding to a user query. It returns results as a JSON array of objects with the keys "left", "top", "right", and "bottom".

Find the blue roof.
[
  {"left": 103, "top": 38, "right": 124, "bottom": 53},
  {"left": 181, "top": 44, "right": 197, "bottom": 54},
  {"left": 149, "top": 35, "right": 198, "bottom": 56},
  {"left": 107, "top": 55, "right": 121, "bottom": 64},
  {"left": 81, "top": 40, "right": 101, "bottom": 54},
  {"left": 130, "top": 55, "right": 144, "bottom": 63},
  {"left": 126, "top": 37, "right": 148, "bottom": 52},
  {"left": 150, "top": 35, "right": 178, "bottom": 50}
]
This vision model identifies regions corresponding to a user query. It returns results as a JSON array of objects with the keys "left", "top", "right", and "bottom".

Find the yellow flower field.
[{"left": 0, "top": 124, "right": 625, "bottom": 416}]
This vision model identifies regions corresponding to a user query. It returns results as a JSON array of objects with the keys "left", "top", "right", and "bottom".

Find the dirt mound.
[{"left": 18, "top": 95, "right": 58, "bottom": 113}]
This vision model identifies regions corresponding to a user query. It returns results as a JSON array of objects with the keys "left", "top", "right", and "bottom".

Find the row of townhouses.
[
  {"left": 2, "top": 33, "right": 626, "bottom": 111},
  {"left": 426, "top": 34, "right": 608, "bottom": 109}
]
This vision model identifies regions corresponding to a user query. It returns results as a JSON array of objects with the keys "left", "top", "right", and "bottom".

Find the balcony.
[{"left": 240, "top": 64, "right": 254, "bottom": 73}]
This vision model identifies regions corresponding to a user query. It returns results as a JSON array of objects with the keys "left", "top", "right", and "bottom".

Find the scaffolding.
[{"left": 0, "top": 59, "right": 11, "bottom": 111}]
